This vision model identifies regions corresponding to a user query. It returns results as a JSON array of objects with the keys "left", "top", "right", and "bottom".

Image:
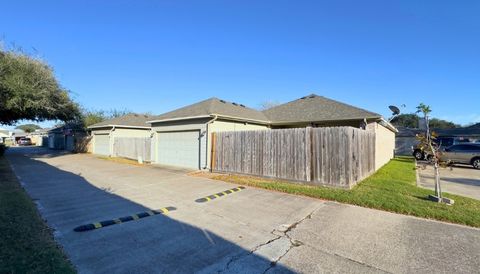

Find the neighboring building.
[
  {"left": 264, "top": 94, "right": 397, "bottom": 170},
  {"left": 148, "top": 94, "right": 397, "bottom": 170},
  {"left": 48, "top": 125, "right": 86, "bottom": 151},
  {"left": 12, "top": 129, "right": 27, "bottom": 143},
  {"left": 0, "top": 128, "right": 9, "bottom": 143},
  {"left": 88, "top": 113, "right": 152, "bottom": 156},
  {"left": 148, "top": 98, "right": 270, "bottom": 169},
  {"left": 395, "top": 127, "right": 480, "bottom": 156},
  {"left": 30, "top": 128, "right": 49, "bottom": 146}
]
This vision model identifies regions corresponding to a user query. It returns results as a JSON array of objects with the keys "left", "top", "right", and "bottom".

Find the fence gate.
[{"left": 113, "top": 137, "right": 151, "bottom": 162}]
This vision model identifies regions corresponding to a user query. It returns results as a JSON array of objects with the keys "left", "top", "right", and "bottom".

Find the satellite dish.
[{"left": 389, "top": 105, "right": 401, "bottom": 115}]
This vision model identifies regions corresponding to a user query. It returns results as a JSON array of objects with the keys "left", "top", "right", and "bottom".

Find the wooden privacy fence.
[
  {"left": 113, "top": 137, "right": 151, "bottom": 162},
  {"left": 212, "top": 127, "right": 375, "bottom": 188}
]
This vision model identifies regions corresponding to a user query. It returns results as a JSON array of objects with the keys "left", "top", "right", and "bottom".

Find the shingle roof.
[
  {"left": 148, "top": 98, "right": 270, "bottom": 123},
  {"left": 263, "top": 94, "right": 381, "bottom": 124},
  {"left": 468, "top": 123, "right": 480, "bottom": 129},
  {"left": 88, "top": 113, "right": 152, "bottom": 129}
]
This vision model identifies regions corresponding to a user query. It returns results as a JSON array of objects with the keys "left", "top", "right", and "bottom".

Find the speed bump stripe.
[
  {"left": 73, "top": 206, "right": 176, "bottom": 232},
  {"left": 195, "top": 186, "right": 246, "bottom": 203}
]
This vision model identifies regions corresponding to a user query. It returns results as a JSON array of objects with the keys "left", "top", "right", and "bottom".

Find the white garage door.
[
  {"left": 157, "top": 131, "right": 200, "bottom": 169},
  {"left": 94, "top": 134, "right": 110, "bottom": 155}
]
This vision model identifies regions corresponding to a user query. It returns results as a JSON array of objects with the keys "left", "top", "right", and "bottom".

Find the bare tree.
[
  {"left": 258, "top": 100, "right": 281, "bottom": 111},
  {"left": 416, "top": 103, "right": 453, "bottom": 205}
]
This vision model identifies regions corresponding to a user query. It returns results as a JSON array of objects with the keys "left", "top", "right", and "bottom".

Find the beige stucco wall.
[
  {"left": 369, "top": 122, "right": 396, "bottom": 170},
  {"left": 209, "top": 120, "right": 269, "bottom": 133},
  {"left": 112, "top": 128, "right": 151, "bottom": 138},
  {"left": 206, "top": 119, "right": 270, "bottom": 169},
  {"left": 91, "top": 127, "right": 151, "bottom": 156}
]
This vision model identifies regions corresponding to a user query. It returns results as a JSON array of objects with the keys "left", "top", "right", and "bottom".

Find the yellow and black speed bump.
[
  {"left": 73, "top": 206, "right": 176, "bottom": 232},
  {"left": 195, "top": 186, "right": 246, "bottom": 203}
]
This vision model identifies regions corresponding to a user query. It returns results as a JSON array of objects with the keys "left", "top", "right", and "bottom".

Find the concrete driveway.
[
  {"left": 6, "top": 147, "right": 480, "bottom": 274},
  {"left": 417, "top": 161, "right": 480, "bottom": 200}
]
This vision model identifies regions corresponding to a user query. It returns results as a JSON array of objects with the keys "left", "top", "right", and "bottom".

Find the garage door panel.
[
  {"left": 157, "top": 131, "right": 200, "bottom": 169},
  {"left": 94, "top": 134, "right": 110, "bottom": 156}
]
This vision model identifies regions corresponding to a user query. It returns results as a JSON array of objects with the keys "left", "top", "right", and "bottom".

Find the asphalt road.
[{"left": 6, "top": 147, "right": 480, "bottom": 274}]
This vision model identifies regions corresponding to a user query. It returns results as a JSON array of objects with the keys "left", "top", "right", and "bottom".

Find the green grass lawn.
[
  {"left": 0, "top": 156, "right": 76, "bottom": 273},
  {"left": 209, "top": 157, "right": 480, "bottom": 228}
]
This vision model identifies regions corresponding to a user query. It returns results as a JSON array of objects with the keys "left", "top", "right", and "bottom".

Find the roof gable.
[
  {"left": 148, "top": 98, "right": 270, "bottom": 123},
  {"left": 88, "top": 113, "right": 152, "bottom": 129},
  {"left": 263, "top": 94, "right": 381, "bottom": 124}
]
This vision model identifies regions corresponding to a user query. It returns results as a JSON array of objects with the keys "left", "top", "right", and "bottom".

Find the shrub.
[{"left": 0, "top": 144, "right": 7, "bottom": 156}]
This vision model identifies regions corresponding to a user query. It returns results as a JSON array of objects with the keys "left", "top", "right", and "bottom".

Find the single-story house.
[
  {"left": 147, "top": 94, "right": 397, "bottom": 170},
  {"left": 0, "top": 128, "right": 9, "bottom": 143},
  {"left": 12, "top": 129, "right": 27, "bottom": 143},
  {"left": 48, "top": 125, "right": 86, "bottom": 151},
  {"left": 88, "top": 113, "right": 152, "bottom": 156},
  {"left": 30, "top": 128, "right": 49, "bottom": 146},
  {"left": 396, "top": 126, "right": 480, "bottom": 155}
]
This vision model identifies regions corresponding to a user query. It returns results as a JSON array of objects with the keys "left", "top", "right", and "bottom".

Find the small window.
[{"left": 452, "top": 145, "right": 480, "bottom": 151}]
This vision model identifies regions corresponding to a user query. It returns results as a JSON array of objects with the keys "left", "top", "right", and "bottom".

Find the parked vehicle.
[
  {"left": 412, "top": 137, "right": 472, "bottom": 160},
  {"left": 440, "top": 144, "right": 480, "bottom": 169},
  {"left": 18, "top": 138, "right": 32, "bottom": 146}
]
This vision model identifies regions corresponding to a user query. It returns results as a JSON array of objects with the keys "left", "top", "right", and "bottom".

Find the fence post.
[
  {"left": 210, "top": 132, "right": 216, "bottom": 171},
  {"left": 306, "top": 127, "right": 312, "bottom": 182}
]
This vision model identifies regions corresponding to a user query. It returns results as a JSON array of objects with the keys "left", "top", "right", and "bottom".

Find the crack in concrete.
[
  {"left": 262, "top": 208, "right": 317, "bottom": 273},
  {"left": 218, "top": 207, "right": 320, "bottom": 274}
]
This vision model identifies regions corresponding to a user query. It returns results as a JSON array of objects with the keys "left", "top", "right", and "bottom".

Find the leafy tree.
[
  {"left": 15, "top": 123, "right": 41, "bottom": 133},
  {"left": 0, "top": 47, "right": 81, "bottom": 125},
  {"left": 80, "top": 108, "right": 132, "bottom": 128},
  {"left": 81, "top": 109, "right": 107, "bottom": 128},
  {"left": 391, "top": 113, "right": 460, "bottom": 129},
  {"left": 390, "top": 114, "right": 419, "bottom": 128},
  {"left": 429, "top": 118, "right": 460, "bottom": 129}
]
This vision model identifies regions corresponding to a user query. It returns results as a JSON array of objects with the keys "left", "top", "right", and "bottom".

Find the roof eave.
[
  {"left": 88, "top": 124, "right": 151, "bottom": 130},
  {"left": 147, "top": 114, "right": 271, "bottom": 125},
  {"left": 379, "top": 118, "right": 399, "bottom": 133},
  {"left": 147, "top": 115, "right": 212, "bottom": 124},
  {"left": 269, "top": 116, "right": 382, "bottom": 126}
]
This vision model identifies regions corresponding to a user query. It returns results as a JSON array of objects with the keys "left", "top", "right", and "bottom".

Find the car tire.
[
  {"left": 413, "top": 150, "right": 424, "bottom": 160},
  {"left": 472, "top": 158, "right": 480, "bottom": 170}
]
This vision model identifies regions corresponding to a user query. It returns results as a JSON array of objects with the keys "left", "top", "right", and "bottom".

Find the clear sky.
[{"left": 1, "top": 0, "right": 479, "bottom": 129}]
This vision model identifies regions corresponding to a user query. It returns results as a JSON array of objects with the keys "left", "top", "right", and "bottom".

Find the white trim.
[
  {"left": 88, "top": 124, "right": 151, "bottom": 130},
  {"left": 379, "top": 118, "right": 399, "bottom": 133}
]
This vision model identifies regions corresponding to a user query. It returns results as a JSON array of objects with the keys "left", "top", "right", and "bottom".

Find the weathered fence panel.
[
  {"left": 113, "top": 137, "right": 151, "bottom": 162},
  {"left": 213, "top": 127, "right": 375, "bottom": 188}
]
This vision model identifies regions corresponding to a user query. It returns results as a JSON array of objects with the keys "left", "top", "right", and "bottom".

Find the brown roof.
[
  {"left": 148, "top": 98, "right": 270, "bottom": 123},
  {"left": 147, "top": 94, "right": 386, "bottom": 127},
  {"left": 88, "top": 113, "right": 152, "bottom": 129},
  {"left": 263, "top": 94, "right": 381, "bottom": 124}
]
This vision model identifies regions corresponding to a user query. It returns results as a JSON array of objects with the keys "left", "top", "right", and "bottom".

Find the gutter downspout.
[
  {"left": 204, "top": 115, "right": 218, "bottom": 170},
  {"left": 109, "top": 126, "right": 116, "bottom": 157}
]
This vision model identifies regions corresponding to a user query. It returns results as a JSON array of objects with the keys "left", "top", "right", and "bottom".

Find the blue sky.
[{"left": 1, "top": 0, "right": 479, "bottom": 129}]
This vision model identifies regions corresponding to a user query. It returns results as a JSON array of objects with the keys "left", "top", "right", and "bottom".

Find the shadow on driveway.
[{"left": 6, "top": 147, "right": 294, "bottom": 273}]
